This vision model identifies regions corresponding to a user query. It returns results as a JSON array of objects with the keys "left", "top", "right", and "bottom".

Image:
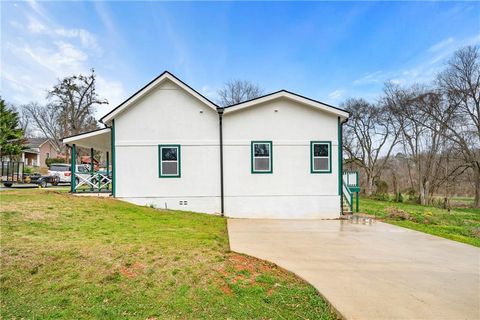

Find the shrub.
[
  {"left": 375, "top": 180, "right": 389, "bottom": 195},
  {"left": 46, "top": 157, "right": 66, "bottom": 167},
  {"left": 372, "top": 193, "right": 390, "bottom": 201},
  {"left": 396, "top": 192, "right": 404, "bottom": 203},
  {"left": 23, "top": 166, "right": 34, "bottom": 174}
]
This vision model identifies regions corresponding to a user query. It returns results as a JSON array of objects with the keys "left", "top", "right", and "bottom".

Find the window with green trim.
[
  {"left": 251, "top": 141, "right": 272, "bottom": 173},
  {"left": 159, "top": 145, "right": 181, "bottom": 178},
  {"left": 311, "top": 141, "right": 331, "bottom": 173}
]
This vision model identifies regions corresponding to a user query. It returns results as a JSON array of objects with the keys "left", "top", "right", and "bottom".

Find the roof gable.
[
  {"left": 100, "top": 71, "right": 219, "bottom": 124},
  {"left": 26, "top": 137, "right": 51, "bottom": 148},
  {"left": 223, "top": 90, "right": 349, "bottom": 118}
]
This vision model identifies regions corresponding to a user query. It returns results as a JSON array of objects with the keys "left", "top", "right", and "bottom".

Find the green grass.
[
  {"left": 0, "top": 189, "right": 336, "bottom": 319},
  {"left": 360, "top": 198, "right": 480, "bottom": 247}
]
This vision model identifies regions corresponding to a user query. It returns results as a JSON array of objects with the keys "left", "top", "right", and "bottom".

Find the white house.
[{"left": 63, "top": 71, "right": 357, "bottom": 219}]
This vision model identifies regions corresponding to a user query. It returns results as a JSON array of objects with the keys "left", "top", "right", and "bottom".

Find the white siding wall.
[
  {"left": 223, "top": 98, "right": 340, "bottom": 219},
  {"left": 114, "top": 80, "right": 221, "bottom": 213},
  {"left": 113, "top": 81, "right": 341, "bottom": 219}
]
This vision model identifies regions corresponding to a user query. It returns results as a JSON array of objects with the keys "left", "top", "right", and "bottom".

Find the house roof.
[
  {"left": 100, "top": 71, "right": 219, "bottom": 124},
  {"left": 62, "top": 128, "right": 111, "bottom": 152},
  {"left": 223, "top": 90, "right": 349, "bottom": 118},
  {"left": 99, "top": 71, "right": 349, "bottom": 124},
  {"left": 80, "top": 156, "right": 99, "bottom": 164},
  {"left": 26, "top": 137, "right": 51, "bottom": 148}
]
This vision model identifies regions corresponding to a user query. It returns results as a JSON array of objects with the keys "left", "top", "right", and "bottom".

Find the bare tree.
[
  {"left": 342, "top": 98, "right": 400, "bottom": 196},
  {"left": 432, "top": 46, "right": 480, "bottom": 207},
  {"left": 49, "top": 69, "right": 107, "bottom": 135},
  {"left": 23, "top": 102, "right": 63, "bottom": 151},
  {"left": 385, "top": 84, "right": 451, "bottom": 205},
  {"left": 24, "top": 69, "right": 107, "bottom": 152},
  {"left": 217, "top": 80, "right": 263, "bottom": 106}
]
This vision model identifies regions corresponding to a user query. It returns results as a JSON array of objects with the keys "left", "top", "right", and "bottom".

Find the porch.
[
  {"left": 62, "top": 128, "right": 113, "bottom": 195},
  {"left": 343, "top": 171, "right": 360, "bottom": 213}
]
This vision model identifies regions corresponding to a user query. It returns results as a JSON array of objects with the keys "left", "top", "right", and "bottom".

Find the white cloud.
[
  {"left": 27, "top": 18, "right": 46, "bottom": 33},
  {"left": 353, "top": 70, "right": 384, "bottom": 85},
  {"left": 200, "top": 85, "right": 218, "bottom": 101},
  {"left": 328, "top": 89, "right": 345, "bottom": 101},
  {"left": 95, "top": 76, "right": 126, "bottom": 116},
  {"left": 2, "top": 1, "right": 125, "bottom": 119},
  {"left": 428, "top": 37, "right": 454, "bottom": 52},
  {"left": 24, "top": 14, "right": 102, "bottom": 54},
  {"left": 54, "top": 28, "right": 102, "bottom": 54},
  {"left": 353, "top": 34, "right": 480, "bottom": 90}
]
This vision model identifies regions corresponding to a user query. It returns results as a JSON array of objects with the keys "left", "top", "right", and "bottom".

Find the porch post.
[
  {"left": 338, "top": 117, "right": 344, "bottom": 214},
  {"left": 106, "top": 151, "right": 109, "bottom": 190},
  {"left": 71, "top": 144, "right": 76, "bottom": 193},
  {"left": 90, "top": 148, "right": 94, "bottom": 191},
  {"left": 111, "top": 119, "right": 115, "bottom": 197}
]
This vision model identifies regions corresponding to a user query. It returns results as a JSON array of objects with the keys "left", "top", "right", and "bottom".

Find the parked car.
[{"left": 48, "top": 163, "right": 93, "bottom": 184}]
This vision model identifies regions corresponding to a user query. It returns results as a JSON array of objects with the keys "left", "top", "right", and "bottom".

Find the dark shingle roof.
[{"left": 26, "top": 138, "right": 50, "bottom": 148}]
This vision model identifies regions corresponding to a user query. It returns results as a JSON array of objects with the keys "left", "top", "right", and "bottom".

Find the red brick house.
[{"left": 22, "top": 138, "right": 61, "bottom": 167}]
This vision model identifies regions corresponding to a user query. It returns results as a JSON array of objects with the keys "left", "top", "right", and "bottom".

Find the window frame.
[
  {"left": 310, "top": 141, "right": 332, "bottom": 174},
  {"left": 251, "top": 141, "right": 273, "bottom": 174},
  {"left": 158, "top": 144, "right": 181, "bottom": 178}
]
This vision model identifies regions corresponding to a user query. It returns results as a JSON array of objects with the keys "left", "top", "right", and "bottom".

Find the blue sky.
[{"left": 2, "top": 1, "right": 479, "bottom": 117}]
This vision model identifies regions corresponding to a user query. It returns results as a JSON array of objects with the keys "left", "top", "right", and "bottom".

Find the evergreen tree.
[{"left": 0, "top": 98, "right": 26, "bottom": 159}]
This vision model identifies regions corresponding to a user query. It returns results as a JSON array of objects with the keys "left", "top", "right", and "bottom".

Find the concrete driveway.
[{"left": 228, "top": 218, "right": 480, "bottom": 320}]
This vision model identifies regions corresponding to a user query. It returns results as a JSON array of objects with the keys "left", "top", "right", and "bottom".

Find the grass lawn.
[
  {"left": 0, "top": 189, "right": 336, "bottom": 319},
  {"left": 360, "top": 198, "right": 480, "bottom": 247}
]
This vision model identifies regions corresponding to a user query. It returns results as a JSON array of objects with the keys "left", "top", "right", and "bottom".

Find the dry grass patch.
[{"left": 1, "top": 189, "right": 337, "bottom": 319}]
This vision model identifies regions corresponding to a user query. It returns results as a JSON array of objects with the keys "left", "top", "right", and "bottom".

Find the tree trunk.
[
  {"left": 474, "top": 166, "right": 480, "bottom": 208},
  {"left": 365, "top": 173, "right": 374, "bottom": 196},
  {"left": 419, "top": 179, "right": 427, "bottom": 205},
  {"left": 392, "top": 171, "right": 399, "bottom": 201}
]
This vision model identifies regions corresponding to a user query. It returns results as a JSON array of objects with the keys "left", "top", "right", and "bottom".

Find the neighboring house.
[
  {"left": 63, "top": 71, "right": 353, "bottom": 219},
  {"left": 80, "top": 156, "right": 99, "bottom": 170},
  {"left": 22, "top": 138, "right": 61, "bottom": 167}
]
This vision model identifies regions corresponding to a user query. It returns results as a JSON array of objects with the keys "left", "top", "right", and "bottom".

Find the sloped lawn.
[
  {"left": 0, "top": 189, "right": 336, "bottom": 319},
  {"left": 360, "top": 198, "right": 480, "bottom": 247}
]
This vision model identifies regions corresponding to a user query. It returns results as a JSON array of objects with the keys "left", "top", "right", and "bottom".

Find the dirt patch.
[
  {"left": 471, "top": 227, "right": 480, "bottom": 238},
  {"left": 118, "top": 262, "right": 145, "bottom": 278},
  {"left": 229, "top": 253, "right": 258, "bottom": 274},
  {"left": 385, "top": 207, "right": 413, "bottom": 221},
  {"left": 220, "top": 284, "right": 233, "bottom": 295}
]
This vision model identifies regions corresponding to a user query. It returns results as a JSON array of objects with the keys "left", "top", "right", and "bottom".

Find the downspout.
[{"left": 217, "top": 107, "right": 225, "bottom": 216}]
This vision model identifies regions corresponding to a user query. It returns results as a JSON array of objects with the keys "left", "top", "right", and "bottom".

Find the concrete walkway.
[{"left": 228, "top": 218, "right": 480, "bottom": 320}]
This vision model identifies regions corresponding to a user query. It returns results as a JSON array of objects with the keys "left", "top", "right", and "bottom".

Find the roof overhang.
[
  {"left": 24, "top": 149, "right": 39, "bottom": 154},
  {"left": 100, "top": 71, "right": 219, "bottom": 125},
  {"left": 62, "top": 128, "right": 111, "bottom": 152},
  {"left": 223, "top": 90, "right": 349, "bottom": 119}
]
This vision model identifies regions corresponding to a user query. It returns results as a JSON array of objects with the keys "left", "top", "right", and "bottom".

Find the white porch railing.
[
  {"left": 343, "top": 171, "right": 358, "bottom": 188},
  {"left": 74, "top": 171, "right": 111, "bottom": 192},
  {"left": 343, "top": 182, "right": 353, "bottom": 212},
  {"left": 342, "top": 171, "right": 360, "bottom": 213}
]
